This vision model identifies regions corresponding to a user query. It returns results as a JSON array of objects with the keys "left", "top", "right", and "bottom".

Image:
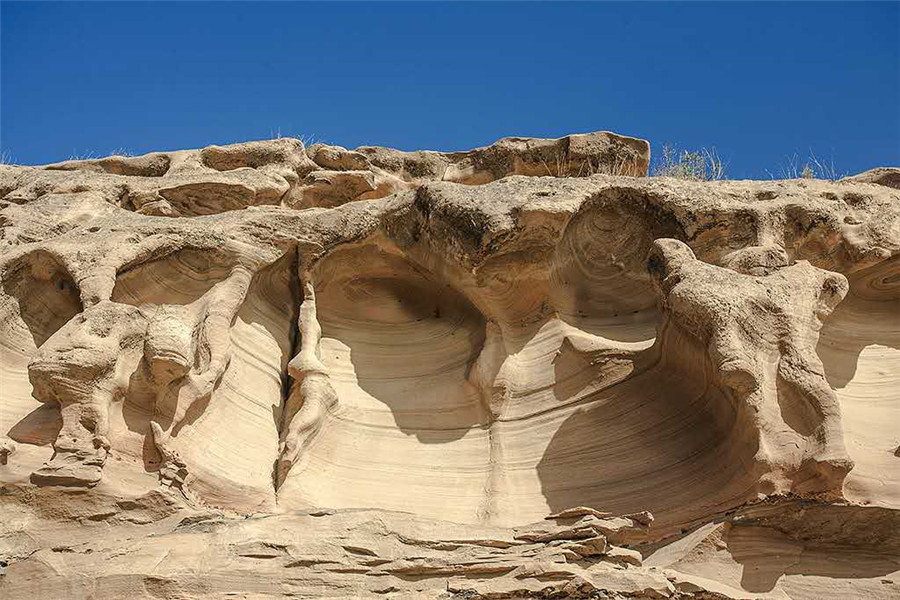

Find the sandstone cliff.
[{"left": 0, "top": 132, "right": 897, "bottom": 599}]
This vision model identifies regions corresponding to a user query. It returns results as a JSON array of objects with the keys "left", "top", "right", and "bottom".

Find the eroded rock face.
[{"left": 0, "top": 134, "right": 898, "bottom": 599}]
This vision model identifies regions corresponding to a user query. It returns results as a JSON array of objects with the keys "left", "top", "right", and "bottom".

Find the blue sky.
[{"left": 2, "top": 2, "right": 898, "bottom": 178}]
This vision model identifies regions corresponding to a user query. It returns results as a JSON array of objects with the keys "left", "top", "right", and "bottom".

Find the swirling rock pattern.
[{"left": 0, "top": 134, "right": 898, "bottom": 599}]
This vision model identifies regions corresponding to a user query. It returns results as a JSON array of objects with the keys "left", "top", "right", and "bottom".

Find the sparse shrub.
[
  {"left": 769, "top": 150, "right": 844, "bottom": 181},
  {"left": 269, "top": 128, "right": 322, "bottom": 148},
  {"left": 68, "top": 150, "right": 98, "bottom": 161},
  {"left": 652, "top": 143, "right": 726, "bottom": 181}
]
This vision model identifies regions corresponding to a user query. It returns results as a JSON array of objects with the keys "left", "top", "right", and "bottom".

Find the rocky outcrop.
[
  {"left": 7, "top": 131, "right": 649, "bottom": 218},
  {"left": 842, "top": 166, "right": 900, "bottom": 189},
  {"left": 0, "top": 133, "right": 898, "bottom": 599}
]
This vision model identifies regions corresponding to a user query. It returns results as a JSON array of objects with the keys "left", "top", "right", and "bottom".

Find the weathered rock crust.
[{"left": 0, "top": 133, "right": 898, "bottom": 599}]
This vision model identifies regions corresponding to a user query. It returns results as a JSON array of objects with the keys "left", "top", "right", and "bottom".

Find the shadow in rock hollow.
[
  {"left": 816, "top": 290, "right": 900, "bottom": 390},
  {"left": 315, "top": 246, "right": 488, "bottom": 444},
  {"left": 728, "top": 503, "right": 900, "bottom": 593},
  {"left": 1, "top": 249, "right": 83, "bottom": 349},
  {"left": 536, "top": 362, "right": 757, "bottom": 527},
  {"left": 7, "top": 403, "right": 62, "bottom": 447}
]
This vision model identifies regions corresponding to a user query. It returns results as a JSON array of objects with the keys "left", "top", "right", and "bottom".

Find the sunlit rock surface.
[{"left": 0, "top": 133, "right": 898, "bottom": 599}]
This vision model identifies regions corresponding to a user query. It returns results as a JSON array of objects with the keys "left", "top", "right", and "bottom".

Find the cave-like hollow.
[{"left": 275, "top": 242, "right": 758, "bottom": 529}]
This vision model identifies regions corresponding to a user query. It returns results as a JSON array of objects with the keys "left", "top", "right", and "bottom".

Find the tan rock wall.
[{"left": 0, "top": 133, "right": 897, "bottom": 598}]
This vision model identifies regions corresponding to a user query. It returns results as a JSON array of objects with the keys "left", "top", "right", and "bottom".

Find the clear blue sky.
[{"left": 2, "top": 2, "right": 898, "bottom": 178}]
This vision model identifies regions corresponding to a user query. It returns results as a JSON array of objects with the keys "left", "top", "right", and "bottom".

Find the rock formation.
[{"left": 0, "top": 131, "right": 897, "bottom": 599}]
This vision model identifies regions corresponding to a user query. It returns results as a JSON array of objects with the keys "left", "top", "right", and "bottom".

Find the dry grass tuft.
[
  {"left": 768, "top": 151, "right": 844, "bottom": 181},
  {"left": 67, "top": 150, "right": 98, "bottom": 161},
  {"left": 540, "top": 151, "right": 644, "bottom": 178}
]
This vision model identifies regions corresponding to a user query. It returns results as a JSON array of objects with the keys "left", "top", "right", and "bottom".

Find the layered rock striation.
[{"left": 0, "top": 132, "right": 898, "bottom": 599}]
